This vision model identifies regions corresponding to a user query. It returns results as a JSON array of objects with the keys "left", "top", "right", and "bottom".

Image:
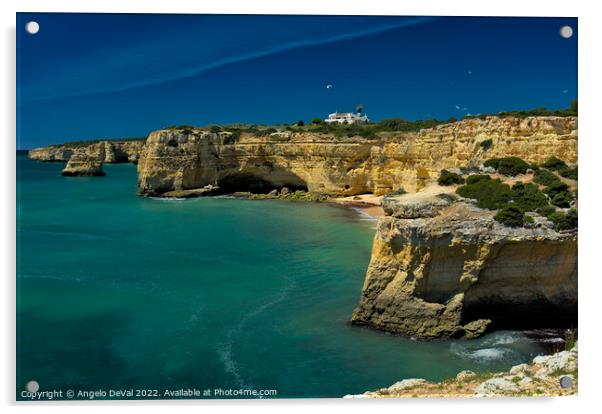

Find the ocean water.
[{"left": 16, "top": 152, "right": 550, "bottom": 399}]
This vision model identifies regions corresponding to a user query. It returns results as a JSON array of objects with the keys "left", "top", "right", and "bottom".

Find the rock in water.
[{"left": 61, "top": 156, "right": 106, "bottom": 177}]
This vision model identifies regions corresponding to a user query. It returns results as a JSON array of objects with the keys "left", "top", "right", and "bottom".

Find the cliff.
[
  {"left": 28, "top": 140, "right": 145, "bottom": 164},
  {"left": 345, "top": 342, "right": 578, "bottom": 397},
  {"left": 351, "top": 191, "right": 577, "bottom": 339},
  {"left": 136, "top": 116, "right": 577, "bottom": 196}
]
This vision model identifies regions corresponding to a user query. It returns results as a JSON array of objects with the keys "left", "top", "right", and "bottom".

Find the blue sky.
[{"left": 17, "top": 14, "right": 577, "bottom": 149}]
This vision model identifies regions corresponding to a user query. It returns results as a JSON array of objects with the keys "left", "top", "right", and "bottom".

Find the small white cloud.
[
  {"left": 467, "top": 70, "right": 473, "bottom": 75},
  {"left": 562, "top": 89, "right": 568, "bottom": 94},
  {"left": 326, "top": 84, "right": 333, "bottom": 89},
  {"left": 454, "top": 104, "right": 461, "bottom": 110}
]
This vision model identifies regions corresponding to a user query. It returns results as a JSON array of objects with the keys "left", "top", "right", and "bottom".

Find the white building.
[{"left": 324, "top": 112, "right": 370, "bottom": 125}]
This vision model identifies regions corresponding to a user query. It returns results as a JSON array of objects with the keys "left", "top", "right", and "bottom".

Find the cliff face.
[
  {"left": 351, "top": 195, "right": 577, "bottom": 339},
  {"left": 28, "top": 140, "right": 145, "bottom": 164},
  {"left": 136, "top": 116, "right": 577, "bottom": 196}
]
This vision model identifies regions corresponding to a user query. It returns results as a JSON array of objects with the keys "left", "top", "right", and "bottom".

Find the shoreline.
[{"left": 328, "top": 194, "right": 385, "bottom": 218}]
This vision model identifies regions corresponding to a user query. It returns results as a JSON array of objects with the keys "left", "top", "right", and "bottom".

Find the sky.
[{"left": 17, "top": 13, "right": 577, "bottom": 149}]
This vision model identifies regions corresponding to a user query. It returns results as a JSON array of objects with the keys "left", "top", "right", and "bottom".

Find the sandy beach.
[{"left": 329, "top": 194, "right": 385, "bottom": 218}]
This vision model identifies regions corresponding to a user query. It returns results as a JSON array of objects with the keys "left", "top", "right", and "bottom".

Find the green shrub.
[
  {"left": 559, "top": 166, "right": 578, "bottom": 180},
  {"left": 296, "top": 120, "right": 305, "bottom": 127},
  {"left": 494, "top": 206, "right": 528, "bottom": 227},
  {"left": 483, "top": 157, "right": 530, "bottom": 176},
  {"left": 456, "top": 177, "right": 513, "bottom": 210},
  {"left": 536, "top": 205, "right": 557, "bottom": 218},
  {"left": 543, "top": 182, "right": 569, "bottom": 197},
  {"left": 311, "top": 118, "right": 323, "bottom": 125},
  {"left": 209, "top": 125, "right": 222, "bottom": 133},
  {"left": 548, "top": 209, "right": 578, "bottom": 230},
  {"left": 466, "top": 174, "right": 491, "bottom": 184},
  {"left": 479, "top": 139, "right": 493, "bottom": 151},
  {"left": 511, "top": 182, "right": 549, "bottom": 212},
  {"left": 544, "top": 182, "right": 574, "bottom": 208},
  {"left": 438, "top": 170, "right": 465, "bottom": 186},
  {"left": 541, "top": 156, "right": 568, "bottom": 171},
  {"left": 551, "top": 191, "right": 574, "bottom": 208},
  {"left": 533, "top": 168, "right": 561, "bottom": 186}
]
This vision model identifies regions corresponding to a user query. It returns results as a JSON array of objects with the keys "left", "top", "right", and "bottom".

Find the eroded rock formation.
[
  {"left": 61, "top": 155, "right": 106, "bottom": 176},
  {"left": 351, "top": 193, "right": 577, "bottom": 339},
  {"left": 29, "top": 140, "right": 144, "bottom": 164},
  {"left": 136, "top": 116, "right": 577, "bottom": 196}
]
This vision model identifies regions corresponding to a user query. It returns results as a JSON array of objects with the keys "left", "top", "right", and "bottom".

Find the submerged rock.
[{"left": 61, "top": 156, "right": 105, "bottom": 177}]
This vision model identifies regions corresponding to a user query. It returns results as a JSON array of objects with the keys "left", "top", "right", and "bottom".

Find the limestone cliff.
[
  {"left": 351, "top": 193, "right": 577, "bottom": 339},
  {"left": 136, "top": 116, "right": 577, "bottom": 196},
  {"left": 61, "top": 155, "right": 105, "bottom": 177},
  {"left": 28, "top": 140, "right": 145, "bottom": 164}
]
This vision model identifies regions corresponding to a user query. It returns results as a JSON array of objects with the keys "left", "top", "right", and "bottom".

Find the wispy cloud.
[{"left": 20, "top": 16, "right": 435, "bottom": 102}]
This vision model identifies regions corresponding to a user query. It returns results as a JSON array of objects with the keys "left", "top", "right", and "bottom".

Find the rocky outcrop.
[
  {"left": 136, "top": 117, "right": 577, "bottom": 196},
  {"left": 351, "top": 193, "right": 578, "bottom": 339},
  {"left": 61, "top": 155, "right": 105, "bottom": 176},
  {"left": 345, "top": 342, "right": 578, "bottom": 397},
  {"left": 29, "top": 140, "right": 144, "bottom": 164}
]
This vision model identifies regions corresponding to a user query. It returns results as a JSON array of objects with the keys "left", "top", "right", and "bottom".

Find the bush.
[
  {"left": 533, "top": 168, "right": 561, "bottom": 186},
  {"left": 494, "top": 206, "right": 528, "bottom": 227},
  {"left": 311, "top": 118, "right": 323, "bottom": 125},
  {"left": 511, "top": 182, "right": 549, "bottom": 212},
  {"left": 438, "top": 170, "right": 465, "bottom": 186},
  {"left": 548, "top": 209, "right": 578, "bottom": 230},
  {"left": 541, "top": 156, "right": 568, "bottom": 171},
  {"left": 209, "top": 125, "right": 222, "bottom": 133},
  {"left": 479, "top": 139, "right": 493, "bottom": 151},
  {"left": 559, "top": 166, "right": 578, "bottom": 180},
  {"left": 543, "top": 182, "right": 569, "bottom": 197},
  {"left": 296, "top": 120, "right": 305, "bottom": 127},
  {"left": 483, "top": 157, "right": 530, "bottom": 176},
  {"left": 466, "top": 174, "right": 491, "bottom": 184},
  {"left": 551, "top": 191, "right": 574, "bottom": 208},
  {"left": 536, "top": 205, "right": 557, "bottom": 218},
  {"left": 544, "top": 182, "right": 574, "bottom": 208},
  {"left": 456, "top": 177, "right": 513, "bottom": 210}
]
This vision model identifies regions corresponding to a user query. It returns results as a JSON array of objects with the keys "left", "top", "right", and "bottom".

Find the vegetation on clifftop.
[{"left": 453, "top": 156, "right": 577, "bottom": 230}]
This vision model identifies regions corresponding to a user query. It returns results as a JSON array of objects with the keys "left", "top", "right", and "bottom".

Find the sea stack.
[{"left": 61, "top": 155, "right": 106, "bottom": 177}]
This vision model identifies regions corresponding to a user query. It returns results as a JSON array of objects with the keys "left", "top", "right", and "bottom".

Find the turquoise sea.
[{"left": 16, "top": 152, "right": 550, "bottom": 399}]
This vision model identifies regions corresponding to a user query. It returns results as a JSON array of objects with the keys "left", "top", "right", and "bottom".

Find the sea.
[{"left": 16, "top": 151, "right": 556, "bottom": 399}]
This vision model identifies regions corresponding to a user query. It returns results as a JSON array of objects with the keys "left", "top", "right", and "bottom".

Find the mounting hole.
[
  {"left": 26, "top": 380, "right": 39, "bottom": 393},
  {"left": 560, "top": 25, "right": 573, "bottom": 39},
  {"left": 559, "top": 375, "right": 573, "bottom": 389},
  {"left": 25, "top": 21, "right": 40, "bottom": 35}
]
